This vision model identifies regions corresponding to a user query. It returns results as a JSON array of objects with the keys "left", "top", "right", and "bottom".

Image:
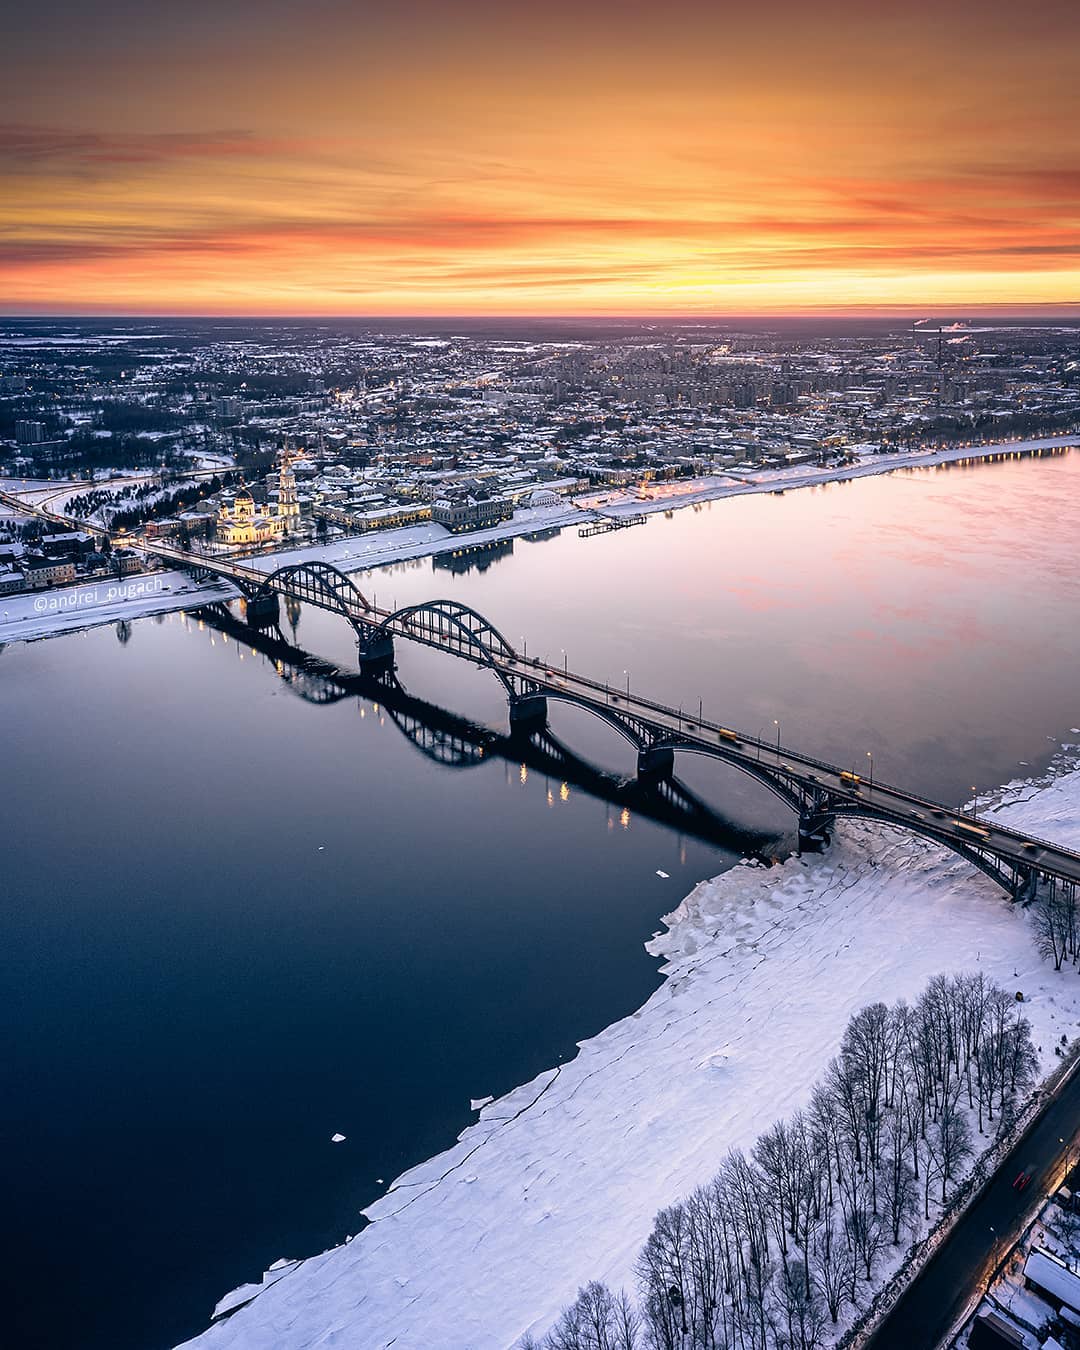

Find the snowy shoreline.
[
  {"left": 179, "top": 747, "right": 1080, "bottom": 1350},
  {"left": 0, "top": 569, "right": 238, "bottom": 644},
  {"left": 2, "top": 433, "right": 1076, "bottom": 649}
]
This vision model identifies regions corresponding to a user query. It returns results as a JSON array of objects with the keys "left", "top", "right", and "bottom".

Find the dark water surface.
[{"left": 3, "top": 451, "right": 1080, "bottom": 1350}]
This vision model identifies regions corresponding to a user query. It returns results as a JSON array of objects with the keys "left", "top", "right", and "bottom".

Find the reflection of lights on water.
[
  {"left": 620, "top": 807, "right": 630, "bottom": 829},
  {"left": 680, "top": 843, "right": 687, "bottom": 866},
  {"left": 547, "top": 788, "right": 554, "bottom": 808},
  {"left": 519, "top": 764, "right": 527, "bottom": 785},
  {"left": 559, "top": 782, "right": 569, "bottom": 802},
  {"left": 360, "top": 707, "right": 365, "bottom": 718}
]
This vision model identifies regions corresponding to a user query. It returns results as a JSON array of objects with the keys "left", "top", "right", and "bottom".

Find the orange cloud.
[{"left": 1, "top": 0, "right": 1078, "bottom": 313}]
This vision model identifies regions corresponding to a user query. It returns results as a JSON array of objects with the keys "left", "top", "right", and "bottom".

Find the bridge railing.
[{"left": 509, "top": 655, "right": 1080, "bottom": 865}]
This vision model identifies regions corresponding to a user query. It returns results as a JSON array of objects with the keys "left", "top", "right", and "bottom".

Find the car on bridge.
[{"left": 956, "top": 820, "right": 992, "bottom": 841}]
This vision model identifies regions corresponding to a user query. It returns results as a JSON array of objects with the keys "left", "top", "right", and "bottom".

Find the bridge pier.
[
  {"left": 798, "top": 810, "right": 834, "bottom": 853},
  {"left": 357, "top": 632, "right": 395, "bottom": 668},
  {"left": 637, "top": 745, "right": 675, "bottom": 779},
  {"left": 509, "top": 693, "right": 548, "bottom": 728},
  {"left": 244, "top": 592, "right": 280, "bottom": 627}
]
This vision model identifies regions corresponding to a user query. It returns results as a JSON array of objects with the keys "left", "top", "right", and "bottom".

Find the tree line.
[
  {"left": 66, "top": 473, "right": 239, "bottom": 531},
  {"left": 521, "top": 970, "right": 1038, "bottom": 1350}
]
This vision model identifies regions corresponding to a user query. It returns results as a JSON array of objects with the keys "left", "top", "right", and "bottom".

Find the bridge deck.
[
  {"left": 496, "top": 655, "right": 1080, "bottom": 889},
  {"left": 151, "top": 544, "right": 1080, "bottom": 891}
]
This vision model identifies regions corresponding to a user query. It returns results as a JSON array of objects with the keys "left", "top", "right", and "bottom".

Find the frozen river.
[{"left": 2, "top": 448, "right": 1080, "bottom": 1349}]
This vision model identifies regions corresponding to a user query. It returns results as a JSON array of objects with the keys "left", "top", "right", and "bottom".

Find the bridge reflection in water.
[
  {"left": 192, "top": 601, "right": 780, "bottom": 858},
  {"left": 158, "top": 545, "right": 1080, "bottom": 904}
]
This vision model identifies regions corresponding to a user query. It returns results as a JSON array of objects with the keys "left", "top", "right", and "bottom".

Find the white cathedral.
[{"left": 217, "top": 450, "right": 301, "bottom": 547}]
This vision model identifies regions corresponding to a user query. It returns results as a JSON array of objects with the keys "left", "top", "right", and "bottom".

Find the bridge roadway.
[
  {"left": 148, "top": 543, "right": 1080, "bottom": 898},
  {"left": 496, "top": 655, "right": 1080, "bottom": 890}
]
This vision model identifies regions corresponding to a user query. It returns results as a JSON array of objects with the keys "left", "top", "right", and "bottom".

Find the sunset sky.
[{"left": 2, "top": 0, "right": 1079, "bottom": 315}]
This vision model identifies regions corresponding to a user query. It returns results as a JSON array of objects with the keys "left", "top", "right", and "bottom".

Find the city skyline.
[{"left": 3, "top": 0, "right": 1079, "bottom": 316}]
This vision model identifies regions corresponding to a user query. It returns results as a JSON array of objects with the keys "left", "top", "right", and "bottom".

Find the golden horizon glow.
[{"left": 2, "top": 0, "right": 1079, "bottom": 315}]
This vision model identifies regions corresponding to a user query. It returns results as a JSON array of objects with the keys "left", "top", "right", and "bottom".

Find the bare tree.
[
  {"left": 811, "top": 1218, "right": 849, "bottom": 1324},
  {"left": 1033, "top": 889, "right": 1071, "bottom": 970},
  {"left": 636, "top": 1205, "right": 689, "bottom": 1350},
  {"left": 610, "top": 1289, "right": 640, "bottom": 1350},
  {"left": 879, "top": 1111, "right": 917, "bottom": 1245},
  {"left": 844, "top": 1198, "right": 886, "bottom": 1285},
  {"left": 777, "top": 1256, "right": 827, "bottom": 1350},
  {"left": 931, "top": 1081, "right": 972, "bottom": 1203}
]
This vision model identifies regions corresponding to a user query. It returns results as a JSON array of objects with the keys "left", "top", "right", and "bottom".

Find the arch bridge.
[{"left": 163, "top": 547, "right": 1080, "bottom": 902}]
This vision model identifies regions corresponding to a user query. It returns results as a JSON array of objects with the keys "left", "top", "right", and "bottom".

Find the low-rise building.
[
  {"left": 112, "top": 549, "right": 142, "bottom": 577},
  {"left": 22, "top": 556, "right": 77, "bottom": 589},
  {"left": 431, "top": 493, "right": 514, "bottom": 534},
  {"left": 39, "top": 531, "right": 94, "bottom": 557}
]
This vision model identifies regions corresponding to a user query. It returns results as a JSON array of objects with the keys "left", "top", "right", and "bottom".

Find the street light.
[
  {"left": 561, "top": 648, "right": 567, "bottom": 675},
  {"left": 774, "top": 719, "right": 781, "bottom": 761},
  {"left": 972, "top": 785, "right": 978, "bottom": 819},
  {"left": 867, "top": 751, "right": 874, "bottom": 793},
  {"left": 623, "top": 669, "right": 630, "bottom": 697}
]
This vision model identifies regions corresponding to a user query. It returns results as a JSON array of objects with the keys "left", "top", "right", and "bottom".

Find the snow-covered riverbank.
[
  {"left": 179, "top": 751, "right": 1080, "bottom": 1350},
  {"left": 3, "top": 434, "right": 1075, "bottom": 649},
  {"left": 589, "top": 433, "right": 1080, "bottom": 518},
  {"left": 0, "top": 569, "right": 237, "bottom": 643}
]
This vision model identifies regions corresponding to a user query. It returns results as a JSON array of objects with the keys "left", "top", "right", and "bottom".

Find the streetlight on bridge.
[
  {"left": 623, "top": 669, "right": 630, "bottom": 697},
  {"left": 867, "top": 751, "right": 874, "bottom": 794},
  {"left": 774, "top": 719, "right": 781, "bottom": 761}
]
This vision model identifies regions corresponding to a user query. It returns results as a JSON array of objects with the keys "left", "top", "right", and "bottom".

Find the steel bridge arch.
[
  {"left": 642, "top": 738, "right": 824, "bottom": 815},
  {"left": 642, "top": 736, "right": 1028, "bottom": 892},
  {"left": 533, "top": 705, "right": 814, "bottom": 814},
  {"left": 250, "top": 560, "right": 375, "bottom": 632},
  {"left": 537, "top": 688, "right": 654, "bottom": 754},
  {"left": 370, "top": 599, "right": 519, "bottom": 696},
  {"left": 826, "top": 801, "right": 1026, "bottom": 894}
]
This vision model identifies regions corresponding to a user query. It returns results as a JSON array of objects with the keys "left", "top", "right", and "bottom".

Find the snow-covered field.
[{"left": 179, "top": 754, "right": 1080, "bottom": 1350}]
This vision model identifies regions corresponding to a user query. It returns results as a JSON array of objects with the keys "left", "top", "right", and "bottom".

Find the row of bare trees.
[{"left": 522, "top": 971, "right": 1038, "bottom": 1350}]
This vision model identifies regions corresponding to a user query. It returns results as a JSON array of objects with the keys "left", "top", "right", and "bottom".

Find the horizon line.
[{"left": 3, "top": 305, "right": 1080, "bottom": 323}]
